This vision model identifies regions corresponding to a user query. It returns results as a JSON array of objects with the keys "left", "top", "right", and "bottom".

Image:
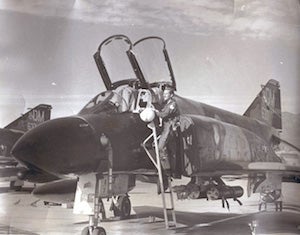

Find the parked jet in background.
[
  {"left": 11, "top": 35, "right": 300, "bottom": 235},
  {"left": 0, "top": 104, "right": 53, "bottom": 189}
]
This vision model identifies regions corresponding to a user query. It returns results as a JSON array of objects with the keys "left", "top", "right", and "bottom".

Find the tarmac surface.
[{"left": 0, "top": 178, "right": 300, "bottom": 235}]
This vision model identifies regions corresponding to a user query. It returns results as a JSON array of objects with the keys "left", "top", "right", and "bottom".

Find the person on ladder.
[{"left": 154, "top": 86, "right": 179, "bottom": 194}]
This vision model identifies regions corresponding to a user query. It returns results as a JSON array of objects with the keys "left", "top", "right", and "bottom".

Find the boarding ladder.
[{"left": 142, "top": 122, "right": 177, "bottom": 229}]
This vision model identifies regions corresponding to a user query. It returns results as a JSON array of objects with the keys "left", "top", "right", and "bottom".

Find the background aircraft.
[
  {"left": 0, "top": 104, "right": 56, "bottom": 190},
  {"left": 11, "top": 35, "right": 300, "bottom": 235}
]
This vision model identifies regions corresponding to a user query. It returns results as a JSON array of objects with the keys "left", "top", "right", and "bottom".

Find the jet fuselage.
[{"left": 12, "top": 94, "right": 280, "bottom": 178}]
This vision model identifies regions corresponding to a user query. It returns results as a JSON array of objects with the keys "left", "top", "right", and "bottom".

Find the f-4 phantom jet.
[
  {"left": 11, "top": 35, "right": 300, "bottom": 235},
  {"left": 0, "top": 104, "right": 54, "bottom": 190}
]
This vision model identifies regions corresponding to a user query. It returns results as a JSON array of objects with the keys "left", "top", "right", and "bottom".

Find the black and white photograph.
[{"left": 0, "top": 1, "right": 299, "bottom": 234}]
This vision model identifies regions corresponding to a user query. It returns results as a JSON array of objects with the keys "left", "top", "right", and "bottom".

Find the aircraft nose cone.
[{"left": 12, "top": 117, "right": 101, "bottom": 176}]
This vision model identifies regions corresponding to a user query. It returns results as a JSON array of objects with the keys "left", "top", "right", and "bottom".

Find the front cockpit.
[
  {"left": 79, "top": 82, "right": 169, "bottom": 115},
  {"left": 79, "top": 90, "right": 129, "bottom": 114}
]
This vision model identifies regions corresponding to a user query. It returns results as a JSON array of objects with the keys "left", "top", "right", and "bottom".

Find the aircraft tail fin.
[
  {"left": 244, "top": 79, "right": 282, "bottom": 129},
  {"left": 4, "top": 104, "right": 52, "bottom": 132}
]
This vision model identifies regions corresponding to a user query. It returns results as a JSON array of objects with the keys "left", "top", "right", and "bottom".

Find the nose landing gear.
[
  {"left": 81, "top": 198, "right": 107, "bottom": 235},
  {"left": 80, "top": 195, "right": 132, "bottom": 235},
  {"left": 77, "top": 173, "right": 134, "bottom": 235},
  {"left": 82, "top": 225, "right": 106, "bottom": 235}
]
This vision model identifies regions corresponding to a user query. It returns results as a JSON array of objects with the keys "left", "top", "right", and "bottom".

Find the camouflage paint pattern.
[{"left": 179, "top": 115, "right": 281, "bottom": 177}]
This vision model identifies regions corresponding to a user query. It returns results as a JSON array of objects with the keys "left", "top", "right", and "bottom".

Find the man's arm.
[{"left": 155, "top": 101, "right": 177, "bottom": 119}]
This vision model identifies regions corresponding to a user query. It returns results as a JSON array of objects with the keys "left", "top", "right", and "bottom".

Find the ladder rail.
[
  {"left": 168, "top": 178, "right": 177, "bottom": 226},
  {"left": 142, "top": 122, "right": 177, "bottom": 229},
  {"left": 142, "top": 130, "right": 158, "bottom": 169},
  {"left": 152, "top": 124, "right": 170, "bottom": 229}
]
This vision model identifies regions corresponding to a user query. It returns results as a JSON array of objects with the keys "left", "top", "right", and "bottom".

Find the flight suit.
[
  {"left": 119, "top": 85, "right": 138, "bottom": 111},
  {"left": 156, "top": 97, "right": 179, "bottom": 171}
]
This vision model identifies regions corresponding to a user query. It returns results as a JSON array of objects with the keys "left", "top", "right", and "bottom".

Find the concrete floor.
[{"left": 0, "top": 179, "right": 300, "bottom": 235}]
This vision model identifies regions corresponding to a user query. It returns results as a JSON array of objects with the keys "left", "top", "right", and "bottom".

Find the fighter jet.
[
  {"left": 0, "top": 104, "right": 55, "bottom": 189},
  {"left": 11, "top": 35, "right": 300, "bottom": 235}
]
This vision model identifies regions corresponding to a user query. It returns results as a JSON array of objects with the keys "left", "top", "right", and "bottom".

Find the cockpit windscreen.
[{"left": 79, "top": 90, "right": 128, "bottom": 114}]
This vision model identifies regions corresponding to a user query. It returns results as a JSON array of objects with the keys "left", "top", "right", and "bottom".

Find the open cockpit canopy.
[
  {"left": 94, "top": 35, "right": 136, "bottom": 90},
  {"left": 84, "top": 35, "right": 177, "bottom": 115},
  {"left": 131, "top": 36, "right": 176, "bottom": 90},
  {"left": 94, "top": 35, "right": 176, "bottom": 91}
]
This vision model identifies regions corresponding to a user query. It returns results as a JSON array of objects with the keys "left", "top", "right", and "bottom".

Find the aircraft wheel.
[
  {"left": 113, "top": 195, "right": 131, "bottom": 219},
  {"left": 92, "top": 227, "right": 106, "bottom": 235},
  {"left": 81, "top": 226, "right": 90, "bottom": 235},
  {"left": 81, "top": 226, "right": 106, "bottom": 235}
]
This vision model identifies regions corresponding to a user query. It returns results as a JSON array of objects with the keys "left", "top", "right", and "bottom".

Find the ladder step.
[
  {"left": 167, "top": 223, "right": 176, "bottom": 228},
  {"left": 166, "top": 208, "right": 174, "bottom": 211}
]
